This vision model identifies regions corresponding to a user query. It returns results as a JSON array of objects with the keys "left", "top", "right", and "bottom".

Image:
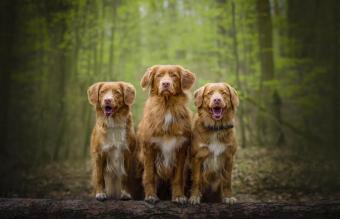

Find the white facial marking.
[
  {"left": 103, "top": 90, "right": 113, "bottom": 103},
  {"left": 163, "top": 111, "right": 173, "bottom": 131},
  {"left": 151, "top": 136, "right": 187, "bottom": 168},
  {"left": 210, "top": 91, "right": 223, "bottom": 105},
  {"left": 159, "top": 74, "right": 172, "bottom": 91}
]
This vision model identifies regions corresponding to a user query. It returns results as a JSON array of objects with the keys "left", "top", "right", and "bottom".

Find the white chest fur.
[
  {"left": 151, "top": 136, "right": 187, "bottom": 168},
  {"left": 163, "top": 110, "right": 174, "bottom": 131},
  {"left": 201, "top": 133, "right": 227, "bottom": 172},
  {"left": 102, "top": 117, "right": 128, "bottom": 177}
]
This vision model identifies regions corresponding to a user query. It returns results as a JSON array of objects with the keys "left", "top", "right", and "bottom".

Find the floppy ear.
[
  {"left": 87, "top": 82, "right": 103, "bottom": 106},
  {"left": 225, "top": 84, "right": 239, "bottom": 110},
  {"left": 121, "top": 82, "right": 136, "bottom": 105},
  {"left": 181, "top": 68, "right": 196, "bottom": 90},
  {"left": 140, "top": 66, "right": 157, "bottom": 90},
  {"left": 194, "top": 86, "right": 206, "bottom": 108}
]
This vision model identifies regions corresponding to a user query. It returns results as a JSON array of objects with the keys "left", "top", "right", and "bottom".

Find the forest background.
[{"left": 0, "top": 0, "right": 339, "bottom": 201}]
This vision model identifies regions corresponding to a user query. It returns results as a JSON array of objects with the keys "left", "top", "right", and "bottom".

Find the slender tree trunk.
[
  {"left": 256, "top": 0, "right": 284, "bottom": 146},
  {"left": 332, "top": 0, "right": 340, "bottom": 152},
  {"left": 215, "top": 0, "right": 227, "bottom": 80},
  {"left": 231, "top": 1, "right": 246, "bottom": 148},
  {"left": 0, "top": 0, "right": 17, "bottom": 156},
  {"left": 108, "top": 0, "right": 118, "bottom": 78},
  {"left": 98, "top": 0, "right": 106, "bottom": 77},
  {"left": 53, "top": 15, "right": 69, "bottom": 161}
]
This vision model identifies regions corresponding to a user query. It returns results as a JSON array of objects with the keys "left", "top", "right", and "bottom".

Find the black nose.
[
  {"left": 162, "top": 81, "right": 170, "bottom": 88},
  {"left": 104, "top": 98, "right": 112, "bottom": 104},
  {"left": 213, "top": 98, "right": 221, "bottom": 104}
]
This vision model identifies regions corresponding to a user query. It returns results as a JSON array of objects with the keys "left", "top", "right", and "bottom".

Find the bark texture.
[{"left": 0, "top": 198, "right": 339, "bottom": 219}]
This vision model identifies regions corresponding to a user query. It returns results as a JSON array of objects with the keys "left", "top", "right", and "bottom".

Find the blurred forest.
[{"left": 0, "top": 0, "right": 339, "bottom": 200}]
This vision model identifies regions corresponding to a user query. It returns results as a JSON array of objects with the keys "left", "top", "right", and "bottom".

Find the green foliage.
[{"left": 1, "top": 0, "right": 339, "bottom": 165}]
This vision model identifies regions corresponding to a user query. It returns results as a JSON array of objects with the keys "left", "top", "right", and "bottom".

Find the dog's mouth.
[
  {"left": 160, "top": 89, "right": 173, "bottom": 96},
  {"left": 102, "top": 105, "right": 116, "bottom": 117},
  {"left": 211, "top": 107, "right": 224, "bottom": 120}
]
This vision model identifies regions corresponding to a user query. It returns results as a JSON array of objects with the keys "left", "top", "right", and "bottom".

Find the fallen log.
[{"left": 0, "top": 198, "right": 339, "bottom": 219}]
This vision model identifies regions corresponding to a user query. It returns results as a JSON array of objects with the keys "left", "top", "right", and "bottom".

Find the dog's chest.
[
  {"left": 151, "top": 136, "right": 187, "bottom": 169},
  {"left": 102, "top": 118, "right": 127, "bottom": 151},
  {"left": 201, "top": 133, "right": 227, "bottom": 173},
  {"left": 101, "top": 118, "right": 128, "bottom": 177}
]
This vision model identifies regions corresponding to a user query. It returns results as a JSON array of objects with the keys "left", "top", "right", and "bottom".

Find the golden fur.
[
  {"left": 189, "top": 83, "right": 239, "bottom": 204},
  {"left": 137, "top": 65, "right": 195, "bottom": 203},
  {"left": 87, "top": 81, "right": 136, "bottom": 201}
]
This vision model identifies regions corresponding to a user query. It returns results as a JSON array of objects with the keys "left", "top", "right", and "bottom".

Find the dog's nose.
[
  {"left": 104, "top": 98, "right": 112, "bottom": 104},
  {"left": 162, "top": 81, "right": 170, "bottom": 88},
  {"left": 213, "top": 98, "right": 221, "bottom": 104}
]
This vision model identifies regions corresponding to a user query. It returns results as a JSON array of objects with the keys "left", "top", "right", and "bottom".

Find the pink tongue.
[
  {"left": 212, "top": 108, "right": 222, "bottom": 119},
  {"left": 104, "top": 106, "right": 113, "bottom": 116}
]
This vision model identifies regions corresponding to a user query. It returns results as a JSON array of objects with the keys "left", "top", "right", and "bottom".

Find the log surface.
[{"left": 0, "top": 198, "right": 340, "bottom": 219}]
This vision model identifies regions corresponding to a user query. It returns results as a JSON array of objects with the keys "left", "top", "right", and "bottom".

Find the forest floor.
[{"left": 1, "top": 146, "right": 340, "bottom": 202}]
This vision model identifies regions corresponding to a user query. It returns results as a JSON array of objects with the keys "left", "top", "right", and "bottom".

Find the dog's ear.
[
  {"left": 180, "top": 68, "right": 196, "bottom": 90},
  {"left": 121, "top": 82, "right": 136, "bottom": 106},
  {"left": 225, "top": 83, "right": 239, "bottom": 110},
  {"left": 87, "top": 82, "right": 104, "bottom": 106},
  {"left": 194, "top": 85, "right": 206, "bottom": 108},
  {"left": 140, "top": 65, "right": 157, "bottom": 90}
]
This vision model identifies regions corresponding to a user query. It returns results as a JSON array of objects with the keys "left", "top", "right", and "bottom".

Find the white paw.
[
  {"left": 173, "top": 196, "right": 188, "bottom": 204},
  {"left": 120, "top": 190, "right": 132, "bottom": 200},
  {"left": 223, "top": 197, "right": 237, "bottom": 205},
  {"left": 189, "top": 195, "right": 201, "bottom": 205},
  {"left": 95, "top": 192, "right": 107, "bottom": 201},
  {"left": 145, "top": 195, "right": 159, "bottom": 204}
]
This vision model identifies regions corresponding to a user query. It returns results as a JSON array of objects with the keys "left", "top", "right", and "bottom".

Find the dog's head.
[
  {"left": 194, "top": 83, "right": 239, "bottom": 120},
  {"left": 87, "top": 82, "right": 136, "bottom": 117},
  {"left": 140, "top": 65, "right": 195, "bottom": 97}
]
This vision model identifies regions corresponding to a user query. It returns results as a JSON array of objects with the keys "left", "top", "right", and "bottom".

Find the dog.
[
  {"left": 137, "top": 65, "right": 195, "bottom": 204},
  {"left": 87, "top": 81, "right": 136, "bottom": 201},
  {"left": 189, "top": 82, "right": 239, "bottom": 204}
]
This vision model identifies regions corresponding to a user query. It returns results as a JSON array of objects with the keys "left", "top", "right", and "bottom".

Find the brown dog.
[
  {"left": 137, "top": 65, "right": 195, "bottom": 204},
  {"left": 87, "top": 81, "right": 136, "bottom": 201},
  {"left": 189, "top": 83, "right": 239, "bottom": 204}
]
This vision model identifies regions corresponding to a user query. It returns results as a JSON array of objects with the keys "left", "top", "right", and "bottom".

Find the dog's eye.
[
  {"left": 207, "top": 91, "right": 214, "bottom": 95},
  {"left": 170, "top": 73, "right": 178, "bottom": 78},
  {"left": 114, "top": 91, "right": 121, "bottom": 96},
  {"left": 156, "top": 74, "right": 163, "bottom": 78}
]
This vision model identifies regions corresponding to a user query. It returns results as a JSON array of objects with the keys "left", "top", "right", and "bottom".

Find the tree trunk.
[
  {"left": 256, "top": 0, "right": 284, "bottom": 146},
  {"left": 0, "top": 0, "right": 17, "bottom": 156},
  {"left": 0, "top": 198, "right": 339, "bottom": 219},
  {"left": 231, "top": 1, "right": 246, "bottom": 148},
  {"left": 332, "top": 0, "right": 340, "bottom": 153},
  {"left": 108, "top": 0, "right": 118, "bottom": 78}
]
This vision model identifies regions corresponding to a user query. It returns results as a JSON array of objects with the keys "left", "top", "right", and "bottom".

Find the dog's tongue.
[
  {"left": 104, "top": 106, "right": 113, "bottom": 117},
  {"left": 212, "top": 107, "right": 223, "bottom": 120}
]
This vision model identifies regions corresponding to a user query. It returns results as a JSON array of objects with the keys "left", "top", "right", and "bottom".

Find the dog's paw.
[
  {"left": 173, "top": 195, "right": 188, "bottom": 204},
  {"left": 145, "top": 195, "right": 159, "bottom": 204},
  {"left": 120, "top": 190, "right": 132, "bottom": 200},
  {"left": 95, "top": 192, "right": 107, "bottom": 201},
  {"left": 223, "top": 197, "right": 237, "bottom": 205},
  {"left": 189, "top": 195, "right": 201, "bottom": 205}
]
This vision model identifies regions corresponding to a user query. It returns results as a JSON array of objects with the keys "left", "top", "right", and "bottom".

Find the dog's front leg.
[
  {"left": 94, "top": 153, "right": 107, "bottom": 201},
  {"left": 221, "top": 155, "right": 236, "bottom": 204},
  {"left": 171, "top": 146, "right": 187, "bottom": 204},
  {"left": 143, "top": 144, "right": 158, "bottom": 203},
  {"left": 189, "top": 156, "right": 202, "bottom": 205},
  {"left": 120, "top": 149, "right": 132, "bottom": 200}
]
